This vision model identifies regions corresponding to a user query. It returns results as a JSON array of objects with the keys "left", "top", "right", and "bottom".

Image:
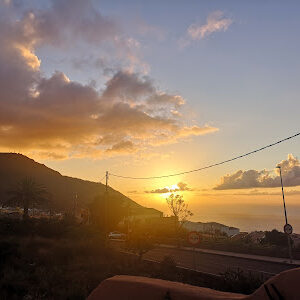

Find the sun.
[
  {"left": 170, "top": 184, "right": 179, "bottom": 190},
  {"left": 158, "top": 184, "right": 180, "bottom": 200}
]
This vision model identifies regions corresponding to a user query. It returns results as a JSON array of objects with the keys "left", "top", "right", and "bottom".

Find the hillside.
[{"left": 0, "top": 153, "right": 160, "bottom": 216}]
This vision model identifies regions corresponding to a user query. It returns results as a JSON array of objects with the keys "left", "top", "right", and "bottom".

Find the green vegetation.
[
  {"left": 0, "top": 181, "right": 285, "bottom": 299},
  {"left": 220, "top": 268, "right": 264, "bottom": 295},
  {"left": 0, "top": 217, "right": 264, "bottom": 299},
  {"left": 166, "top": 194, "right": 193, "bottom": 226},
  {"left": 126, "top": 230, "right": 154, "bottom": 262},
  {"left": 166, "top": 193, "right": 193, "bottom": 245},
  {"left": 263, "top": 229, "right": 291, "bottom": 247},
  {"left": 183, "top": 233, "right": 300, "bottom": 260},
  {"left": 5, "top": 178, "right": 48, "bottom": 220},
  {"left": 89, "top": 194, "right": 127, "bottom": 231}
]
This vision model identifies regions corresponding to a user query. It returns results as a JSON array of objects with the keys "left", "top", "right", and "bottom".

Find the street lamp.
[{"left": 276, "top": 165, "right": 293, "bottom": 263}]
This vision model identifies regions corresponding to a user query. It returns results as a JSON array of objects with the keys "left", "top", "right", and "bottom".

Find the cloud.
[
  {"left": 188, "top": 11, "right": 232, "bottom": 40},
  {"left": 127, "top": 16, "right": 166, "bottom": 42},
  {"left": 127, "top": 190, "right": 138, "bottom": 194},
  {"left": 148, "top": 93, "right": 185, "bottom": 108},
  {"left": 146, "top": 187, "right": 170, "bottom": 194},
  {"left": 145, "top": 182, "right": 193, "bottom": 194},
  {"left": 235, "top": 189, "right": 300, "bottom": 196},
  {"left": 102, "top": 71, "right": 154, "bottom": 101},
  {"left": 4, "top": 0, "right": 147, "bottom": 74},
  {"left": 19, "top": 0, "right": 118, "bottom": 47},
  {"left": 179, "top": 11, "right": 232, "bottom": 48},
  {"left": 177, "top": 182, "right": 192, "bottom": 191},
  {"left": 214, "top": 154, "right": 300, "bottom": 190},
  {"left": 177, "top": 125, "right": 219, "bottom": 138},
  {"left": 0, "top": 1, "right": 218, "bottom": 160},
  {"left": 105, "top": 141, "right": 137, "bottom": 154},
  {"left": 193, "top": 188, "right": 300, "bottom": 198}
]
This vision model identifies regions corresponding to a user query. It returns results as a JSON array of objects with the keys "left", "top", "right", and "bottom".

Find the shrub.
[
  {"left": 159, "top": 255, "right": 177, "bottom": 278},
  {"left": 220, "top": 268, "right": 263, "bottom": 294},
  {"left": 263, "top": 229, "right": 291, "bottom": 247},
  {"left": 126, "top": 232, "right": 154, "bottom": 261}
]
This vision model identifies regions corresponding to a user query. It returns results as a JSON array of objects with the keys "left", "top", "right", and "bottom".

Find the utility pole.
[
  {"left": 127, "top": 203, "right": 131, "bottom": 235},
  {"left": 105, "top": 171, "right": 109, "bottom": 235},
  {"left": 277, "top": 166, "right": 293, "bottom": 263},
  {"left": 105, "top": 171, "right": 108, "bottom": 192},
  {"left": 73, "top": 193, "right": 78, "bottom": 216}
]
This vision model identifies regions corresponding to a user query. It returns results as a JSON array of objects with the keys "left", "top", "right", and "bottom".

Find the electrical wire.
[
  {"left": 99, "top": 174, "right": 106, "bottom": 183},
  {"left": 109, "top": 132, "right": 300, "bottom": 180}
]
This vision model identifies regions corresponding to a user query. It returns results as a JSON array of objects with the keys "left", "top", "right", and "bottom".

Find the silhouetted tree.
[
  {"left": 5, "top": 177, "right": 48, "bottom": 220},
  {"left": 166, "top": 193, "right": 193, "bottom": 245},
  {"left": 263, "top": 229, "right": 292, "bottom": 247},
  {"left": 166, "top": 194, "right": 193, "bottom": 227},
  {"left": 89, "top": 193, "right": 127, "bottom": 231},
  {"left": 126, "top": 230, "right": 154, "bottom": 262}
]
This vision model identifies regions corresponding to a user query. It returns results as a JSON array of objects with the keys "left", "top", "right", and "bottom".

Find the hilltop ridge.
[{"left": 0, "top": 153, "right": 160, "bottom": 215}]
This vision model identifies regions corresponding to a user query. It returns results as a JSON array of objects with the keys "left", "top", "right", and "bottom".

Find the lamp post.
[{"left": 276, "top": 166, "right": 293, "bottom": 263}]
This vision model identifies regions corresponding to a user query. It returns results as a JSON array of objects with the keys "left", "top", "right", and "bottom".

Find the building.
[
  {"left": 120, "top": 207, "right": 163, "bottom": 224},
  {"left": 183, "top": 221, "right": 240, "bottom": 237}
]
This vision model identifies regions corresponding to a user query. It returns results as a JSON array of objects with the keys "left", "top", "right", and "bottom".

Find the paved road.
[
  {"left": 110, "top": 240, "right": 299, "bottom": 279},
  {"left": 158, "top": 244, "right": 300, "bottom": 265},
  {"left": 144, "top": 247, "right": 298, "bottom": 278}
]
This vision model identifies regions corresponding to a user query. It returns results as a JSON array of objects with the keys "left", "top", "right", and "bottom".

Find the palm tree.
[{"left": 5, "top": 177, "right": 48, "bottom": 220}]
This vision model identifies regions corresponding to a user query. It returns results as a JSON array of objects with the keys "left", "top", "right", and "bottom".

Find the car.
[{"left": 108, "top": 231, "right": 127, "bottom": 240}]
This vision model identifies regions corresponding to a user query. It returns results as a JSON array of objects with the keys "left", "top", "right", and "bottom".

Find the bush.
[
  {"left": 263, "top": 229, "right": 290, "bottom": 247},
  {"left": 126, "top": 232, "right": 154, "bottom": 261},
  {"left": 0, "top": 240, "right": 19, "bottom": 270},
  {"left": 159, "top": 255, "right": 177, "bottom": 278},
  {"left": 0, "top": 217, "right": 270, "bottom": 298},
  {"left": 220, "top": 268, "right": 263, "bottom": 294}
]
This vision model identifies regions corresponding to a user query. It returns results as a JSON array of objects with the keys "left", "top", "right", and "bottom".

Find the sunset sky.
[{"left": 1, "top": 0, "right": 300, "bottom": 232}]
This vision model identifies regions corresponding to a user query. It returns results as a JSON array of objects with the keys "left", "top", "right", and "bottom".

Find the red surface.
[{"left": 87, "top": 267, "right": 300, "bottom": 300}]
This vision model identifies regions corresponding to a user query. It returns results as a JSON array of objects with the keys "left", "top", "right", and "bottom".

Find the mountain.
[{"left": 0, "top": 153, "right": 160, "bottom": 216}]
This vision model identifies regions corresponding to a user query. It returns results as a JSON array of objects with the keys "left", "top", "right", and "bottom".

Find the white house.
[{"left": 183, "top": 221, "right": 240, "bottom": 237}]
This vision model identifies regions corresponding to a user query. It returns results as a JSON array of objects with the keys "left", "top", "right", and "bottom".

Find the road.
[
  {"left": 159, "top": 244, "right": 300, "bottom": 265},
  {"left": 110, "top": 240, "right": 299, "bottom": 279}
]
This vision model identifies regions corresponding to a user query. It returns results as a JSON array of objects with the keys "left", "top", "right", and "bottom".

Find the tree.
[
  {"left": 126, "top": 230, "right": 154, "bottom": 262},
  {"left": 89, "top": 193, "right": 127, "bottom": 232},
  {"left": 166, "top": 194, "right": 193, "bottom": 243},
  {"left": 5, "top": 177, "right": 48, "bottom": 220},
  {"left": 263, "top": 229, "right": 292, "bottom": 247}
]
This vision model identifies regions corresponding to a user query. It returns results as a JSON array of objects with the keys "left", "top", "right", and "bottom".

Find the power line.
[
  {"left": 99, "top": 174, "right": 106, "bottom": 183},
  {"left": 109, "top": 131, "right": 300, "bottom": 180}
]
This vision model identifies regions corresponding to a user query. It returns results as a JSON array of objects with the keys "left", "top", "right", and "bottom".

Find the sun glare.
[{"left": 170, "top": 184, "right": 179, "bottom": 190}]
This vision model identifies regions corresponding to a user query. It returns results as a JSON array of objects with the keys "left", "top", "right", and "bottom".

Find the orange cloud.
[
  {"left": 0, "top": 1, "right": 219, "bottom": 160},
  {"left": 145, "top": 182, "right": 193, "bottom": 194}
]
